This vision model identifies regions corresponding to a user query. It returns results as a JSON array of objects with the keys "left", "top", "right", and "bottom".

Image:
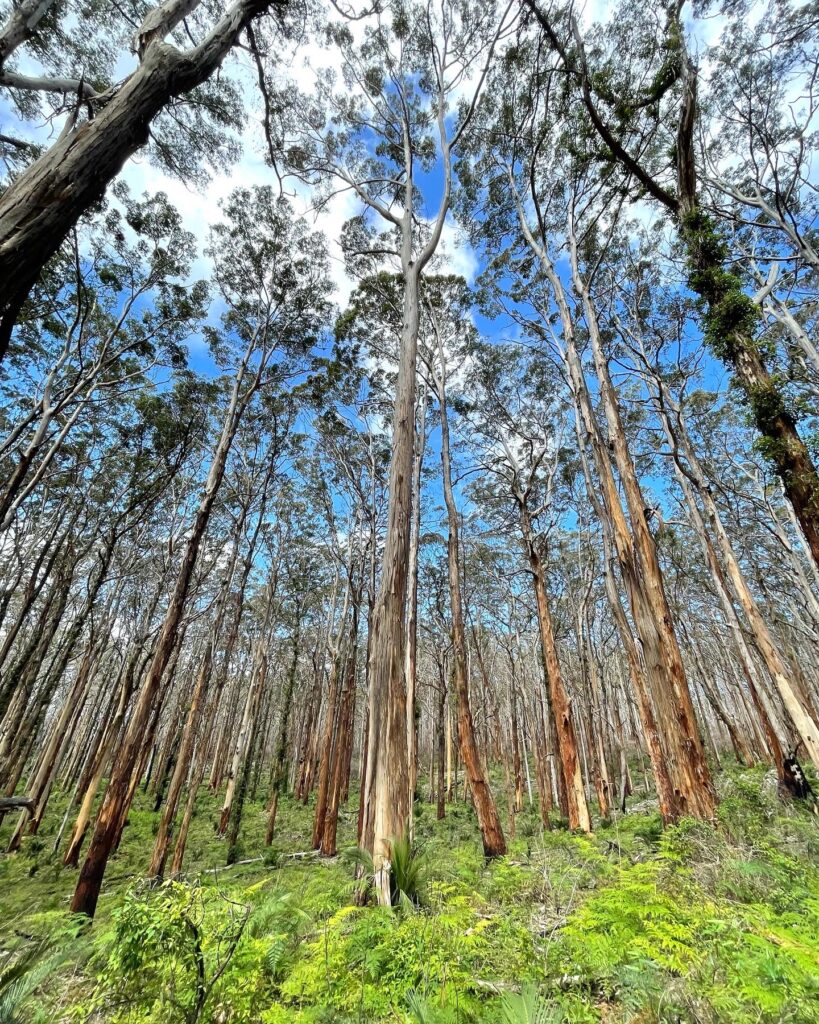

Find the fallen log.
[
  {"left": 0, "top": 797, "right": 35, "bottom": 815},
  {"left": 202, "top": 849, "right": 322, "bottom": 875}
]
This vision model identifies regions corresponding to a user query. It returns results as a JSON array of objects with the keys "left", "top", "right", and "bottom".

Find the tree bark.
[
  {"left": 0, "top": 0, "right": 285, "bottom": 356},
  {"left": 434, "top": 336, "right": 506, "bottom": 855},
  {"left": 265, "top": 609, "right": 302, "bottom": 844},
  {"left": 320, "top": 595, "right": 360, "bottom": 857},
  {"left": 519, "top": 503, "right": 591, "bottom": 832},
  {"left": 70, "top": 342, "right": 256, "bottom": 918},
  {"left": 361, "top": 265, "right": 420, "bottom": 904},
  {"left": 566, "top": 231, "right": 715, "bottom": 821},
  {"left": 647, "top": 370, "right": 819, "bottom": 771},
  {"left": 405, "top": 385, "right": 426, "bottom": 830},
  {"left": 148, "top": 643, "right": 212, "bottom": 876},
  {"left": 312, "top": 582, "right": 349, "bottom": 847}
]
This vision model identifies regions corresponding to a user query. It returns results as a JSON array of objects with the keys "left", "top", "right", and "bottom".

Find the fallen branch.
[
  {"left": 472, "top": 980, "right": 521, "bottom": 994},
  {"left": 88, "top": 850, "right": 326, "bottom": 891},
  {"left": 0, "top": 796, "right": 35, "bottom": 815},
  {"left": 201, "top": 849, "right": 321, "bottom": 875}
]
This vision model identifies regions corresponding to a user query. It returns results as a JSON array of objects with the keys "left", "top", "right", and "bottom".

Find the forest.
[{"left": 0, "top": 0, "right": 818, "bottom": 1020}]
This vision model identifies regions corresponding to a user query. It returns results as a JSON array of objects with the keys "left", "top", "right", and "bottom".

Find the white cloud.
[{"left": 108, "top": 15, "right": 371, "bottom": 309}]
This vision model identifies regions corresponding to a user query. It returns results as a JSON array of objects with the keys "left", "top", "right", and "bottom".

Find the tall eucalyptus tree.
[
  {"left": 71, "top": 189, "right": 332, "bottom": 917},
  {"left": 283, "top": 0, "right": 516, "bottom": 902}
]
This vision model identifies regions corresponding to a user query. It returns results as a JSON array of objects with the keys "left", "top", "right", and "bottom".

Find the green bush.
[
  {"left": 546, "top": 829, "right": 819, "bottom": 1023},
  {"left": 89, "top": 880, "right": 258, "bottom": 1023},
  {"left": 4, "top": 767, "right": 819, "bottom": 1024}
]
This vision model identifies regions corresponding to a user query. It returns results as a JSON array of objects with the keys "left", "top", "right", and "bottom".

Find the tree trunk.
[
  {"left": 63, "top": 645, "right": 142, "bottom": 867},
  {"left": 7, "top": 630, "right": 99, "bottom": 851},
  {"left": 219, "top": 661, "right": 263, "bottom": 836},
  {"left": 435, "top": 355, "right": 506, "bottom": 857},
  {"left": 0, "top": 0, "right": 284, "bottom": 356},
  {"left": 265, "top": 610, "right": 302, "bottom": 844},
  {"left": 520, "top": 505, "right": 591, "bottom": 833},
  {"left": 651, "top": 376, "right": 819, "bottom": 771},
  {"left": 405, "top": 385, "right": 426, "bottom": 830},
  {"left": 361, "top": 265, "right": 420, "bottom": 905},
  {"left": 311, "top": 595, "right": 348, "bottom": 847},
  {"left": 148, "top": 644, "right": 213, "bottom": 877},
  {"left": 226, "top": 652, "right": 267, "bottom": 865},
  {"left": 435, "top": 656, "right": 447, "bottom": 820},
  {"left": 70, "top": 345, "right": 255, "bottom": 918},
  {"left": 567, "top": 237, "right": 715, "bottom": 820},
  {"left": 320, "top": 596, "right": 360, "bottom": 857}
]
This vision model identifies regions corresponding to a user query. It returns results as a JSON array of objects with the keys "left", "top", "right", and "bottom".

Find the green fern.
[
  {"left": 248, "top": 891, "right": 310, "bottom": 938},
  {"left": 248, "top": 890, "right": 311, "bottom": 982},
  {"left": 263, "top": 936, "right": 290, "bottom": 979}
]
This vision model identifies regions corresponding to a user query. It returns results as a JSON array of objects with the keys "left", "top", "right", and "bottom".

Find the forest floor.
[{"left": 0, "top": 763, "right": 818, "bottom": 1024}]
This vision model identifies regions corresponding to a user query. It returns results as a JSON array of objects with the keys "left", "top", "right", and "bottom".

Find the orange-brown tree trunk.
[
  {"left": 520, "top": 504, "right": 591, "bottom": 833},
  {"left": 265, "top": 608, "right": 302, "bottom": 845},
  {"left": 320, "top": 594, "right": 361, "bottom": 857},
  {"left": 435, "top": 345, "right": 506, "bottom": 857},
  {"left": 70, "top": 343, "right": 256, "bottom": 918}
]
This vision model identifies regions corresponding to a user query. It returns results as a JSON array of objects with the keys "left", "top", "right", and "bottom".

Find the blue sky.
[{"left": 0, "top": 0, "right": 804, "bottom": 545}]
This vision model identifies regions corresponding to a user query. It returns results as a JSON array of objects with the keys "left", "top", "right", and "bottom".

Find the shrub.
[{"left": 90, "top": 880, "right": 254, "bottom": 1023}]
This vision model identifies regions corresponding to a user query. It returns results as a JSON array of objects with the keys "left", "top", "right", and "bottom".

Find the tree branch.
[
  {"left": 521, "top": 0, "right": 679, "bottom": 213},
  {"left": 0, "top": 0, "right": 58, "bottom": 67},
  {"left": 0, "top": 70, "right": 98, "bottom": 98}
]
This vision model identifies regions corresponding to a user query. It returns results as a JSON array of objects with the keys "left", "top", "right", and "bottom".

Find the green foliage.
[
  {"left": 682, "top": 210, "right": 760, "bottom": 365},
  {"left": 89, "top": 879, "right": 254, "bottom": 1023},
  {"left": 247, "top": 890, "right": 312, "bottom": 982},
  {"left": 404, "top": 988, "right": 464, "bottom": 1024},
  {"left": 550, "top": 859, "right": 707, "bottom": 982},
  {"left": 278, "top": 881, "right": 535, "bottom": 1022},
  {"left": 343, "top": 834, "right": 428, "bottom": 906},
  {"left": 546, "top": 799, "right": 819, "bottom": 1023},
  {"left": 497, "top": 985, "right": 556, "bottom": 1024},
  {"left": 390, "top": 834, "right": 427, "bottom": 906},
  {"left": 0, "top": 939, "right": 67, "bottom": 1024},
  {"left": 4, "top": 769, "right": 819, "bottom": 1023}
]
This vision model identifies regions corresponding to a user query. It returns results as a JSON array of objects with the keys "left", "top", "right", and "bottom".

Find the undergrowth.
[{"left": 0, "top": 764, "right": 817, "bottom": 1023}]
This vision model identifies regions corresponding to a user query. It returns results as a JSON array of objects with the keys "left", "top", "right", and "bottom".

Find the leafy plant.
[
  {"left": 390, "top": 835, "right": 427, "bottom": 906},
  {"left": 0, "top": 941, "right": 62, "bottom": 1024},
  {"left": 92, "top": 879, "right": 251, "bottom": 1023},
  {"left": 498, "top": 985, "right": 557, "bottom": 1024},
  {"left": 247, "top": 890, "right": 311, "bottom": 981},
  {"left": 343, "top": 834, "right": 428, "bottom": 906},
  {"left": 405, "top": 988, "right": 458, "bottom": 1024}
]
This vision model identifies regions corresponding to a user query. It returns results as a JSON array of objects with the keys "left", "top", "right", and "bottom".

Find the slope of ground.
[{"left": 0, "top": 765, "right": 817, "bottom": 1023}]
